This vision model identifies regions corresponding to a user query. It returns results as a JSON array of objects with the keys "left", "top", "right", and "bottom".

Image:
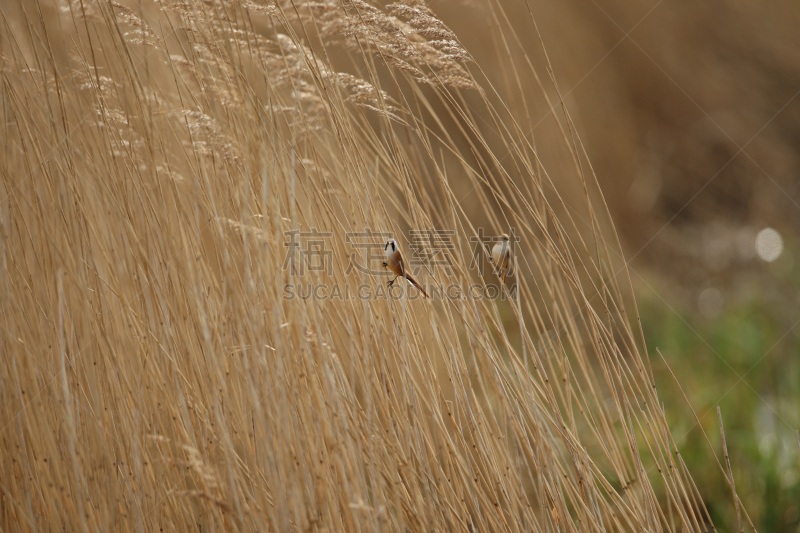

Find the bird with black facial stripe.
[{"left": 383, "top": 238, "right": 430, "bottom": 298}]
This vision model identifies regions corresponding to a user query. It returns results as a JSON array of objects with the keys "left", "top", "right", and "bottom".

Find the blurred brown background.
[
  {"left": 445, "top": 0, "right": 800, "bottom": 283},
  {"left": 442, "top": 0, "right": 800, "bottom": 529}
]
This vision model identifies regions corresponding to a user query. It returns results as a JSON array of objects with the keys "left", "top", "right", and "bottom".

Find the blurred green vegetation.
[{"left": 638, "top": 237, "right": 800, "bottom": 532}]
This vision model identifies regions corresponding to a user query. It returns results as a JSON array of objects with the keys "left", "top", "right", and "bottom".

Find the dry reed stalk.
[{"left": 716, "top": 407, "right": 743, "bottom": 533}]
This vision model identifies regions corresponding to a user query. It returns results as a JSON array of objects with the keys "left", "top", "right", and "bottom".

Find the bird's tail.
[{"left": 405, "top": 273, "right": 430, "bottom": 299}]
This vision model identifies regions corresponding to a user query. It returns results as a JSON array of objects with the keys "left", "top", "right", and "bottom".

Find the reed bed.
[{"left": 0, "top": 0, "right": 744, "bottom": 530}]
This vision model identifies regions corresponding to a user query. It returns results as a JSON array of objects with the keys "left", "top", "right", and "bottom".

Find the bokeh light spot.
[{"left": 755, "top": 228, "right": 783, "bottom": 262}]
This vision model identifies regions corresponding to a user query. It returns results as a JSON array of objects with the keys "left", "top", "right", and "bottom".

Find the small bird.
[
  {"left": 490, "top": 234, "right": 512, "bottom": 284},
  {"left": 383, "top": 238, "right": 430, "bottom": 298}
]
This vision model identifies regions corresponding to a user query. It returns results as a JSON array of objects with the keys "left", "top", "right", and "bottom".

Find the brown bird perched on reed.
[
  {"left": 490, "top": 234, "right": 511, "bottom": 284},
  {"left": 383, "top": 238, "right": 430, "bottom": 298}
]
